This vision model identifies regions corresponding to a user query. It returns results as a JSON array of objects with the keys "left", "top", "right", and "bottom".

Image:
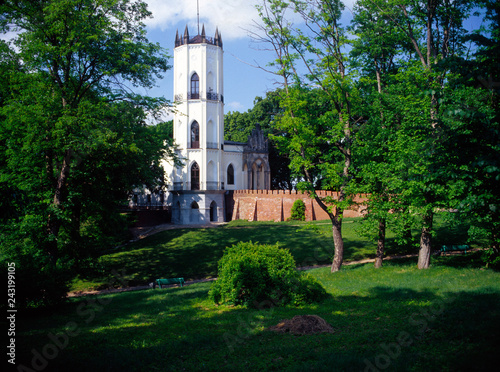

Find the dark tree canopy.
[{"left": 0, "top": 0, "right": 172, "bottom": 307}]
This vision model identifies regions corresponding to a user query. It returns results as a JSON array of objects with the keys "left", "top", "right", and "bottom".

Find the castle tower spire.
[
  {"left": 175, "top": 29, "right": 180, "bottom": 47},
  {"left": 201, "top": 24, "right": 206, "bottom": 43},
  {"left": 183, "top": 25, "right": 189, "bottom": 44}
]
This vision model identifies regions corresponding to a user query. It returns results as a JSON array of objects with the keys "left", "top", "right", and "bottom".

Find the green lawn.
[
  {"left": 17, "top": 255, "right": 499, "bottom": 371},
  {"left": 71, "top": 215, "right": 474, "bottom": 292}
]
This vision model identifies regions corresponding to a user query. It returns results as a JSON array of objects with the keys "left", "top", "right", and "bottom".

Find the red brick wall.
[{"left": 231, "top": 190, "right": 367, "bottom": 222}]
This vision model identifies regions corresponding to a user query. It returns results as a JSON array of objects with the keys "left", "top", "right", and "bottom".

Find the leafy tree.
[
  {"left": 0, "top": 0, "right": 171, "bottom": 307},
  {"left": 349, "top": 0, "right": 415, "bottom": 268},
  {"left": 350, "top": 0, "right": 478, "bottom": 269},
  {"left": 385, "top": 0, "right": 477, "bottom": 269},
  {"left": 255, "top": 0, "right": 360, "bottom": 272},
  {"left": 445, "top": 0, "right": 500, "bottom": 265}
]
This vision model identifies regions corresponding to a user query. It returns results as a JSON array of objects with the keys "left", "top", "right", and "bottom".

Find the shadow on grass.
[
  {"left": 79, "top": 224, "right": 338, "bottom": 288},
  {"left": 73, "top": 217, "right": 491, "bottom": 291},
  {"left": 17, "top": 278, "right": 500, "bottom": 372},
  {"left": 433, "top": 250, "right": 487, "bottom": 269}
]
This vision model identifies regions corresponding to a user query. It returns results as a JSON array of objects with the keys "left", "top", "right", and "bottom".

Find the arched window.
[
  {"left": 190, "top": 73, "right": 199, "bottom": 99},
  {"left": 191, "top": 121, "right": 199, "bottom": 148},
  {"left": 227, "top": 164, "right": 235, "bottom": 185},
  {"left": 191, "top": 162, "right": 200, "bottom": 190}
]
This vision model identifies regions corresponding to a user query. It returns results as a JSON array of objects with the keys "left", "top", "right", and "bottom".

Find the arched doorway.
[
  {"left": 190, "top": 201, "right": 200, "bottom": 223},
  {"left": 210, "top": 201, "right": 217, "bottom": 222}
]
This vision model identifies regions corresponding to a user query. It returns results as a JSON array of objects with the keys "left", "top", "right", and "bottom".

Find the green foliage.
[
  {"left": 1, "top": 223, "right": 71, "bottom": 308},
  {"left": 0, "top": 0, "right": 172, "bottom": 307},
  {"left": 290, "top": 199, "right": 306, "bottom": 221},
  {"left": 209, "top": 241, "right": 327, "bottom": 308}
]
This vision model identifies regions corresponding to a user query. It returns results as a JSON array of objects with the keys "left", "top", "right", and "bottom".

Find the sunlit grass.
[
  {"left": 18, "top": 255, "right": 499, "bottom": 371},
  {"left": 71, "top": 215, "right": 472, "bottom": 292}
]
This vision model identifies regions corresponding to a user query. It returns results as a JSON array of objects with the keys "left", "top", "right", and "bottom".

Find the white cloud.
[
  {"left": 145, "top": 0, "right": 262, "bottom": 40},
  {"left": 226, "top": 101, "right": 245, "bottom": 112},
  {"left": 145, "top": 1, "right": 359, "bottom": 41}
]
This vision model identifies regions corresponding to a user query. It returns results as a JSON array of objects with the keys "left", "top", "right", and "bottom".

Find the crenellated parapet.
[
  {"left": 230, "top": 190, "right": 368, "bottom": 222},
  {"left": 175, "top": 25, "right": 223, "bottom": 49}
]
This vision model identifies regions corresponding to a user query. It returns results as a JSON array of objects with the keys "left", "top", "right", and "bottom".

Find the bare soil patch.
[{"left": 268, "top": 315, "right": 335, "bottom": 335}]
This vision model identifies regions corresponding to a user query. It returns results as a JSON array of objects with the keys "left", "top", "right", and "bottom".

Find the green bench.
[
  {"left": 440, "top": 245, "right": 470, "bottom": 255},
  {"left": 155, "top": 278, "right": 185, "bottom": 288}
]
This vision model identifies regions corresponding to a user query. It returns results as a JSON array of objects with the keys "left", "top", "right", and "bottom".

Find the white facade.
[
  {"left": 159, "top": 26, "right": 270, "bottom": 224},
  {"left": 163, "top": 26, "right": 226, "bottom": 192}
]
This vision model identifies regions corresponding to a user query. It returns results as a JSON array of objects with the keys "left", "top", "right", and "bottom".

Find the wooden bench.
[
  {"left": 440, "top": 245, "right": 470, "bottom": 255},
  {"left": 155, "top": 278, "right": 185, "bottom": 288}
]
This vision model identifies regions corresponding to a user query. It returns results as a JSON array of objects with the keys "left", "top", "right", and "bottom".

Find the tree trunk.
[
  {"left": 375, "top": 218, "right": 386, "bottom": 268},
  {"left": 417, "top": 211, "right": 433, "bottom": 269},
  {"left": 46, "top": 149, "right": 72, "bottom": 263},
  {"left": 330, "top": 213, "right": 344, "bottom": 272}
]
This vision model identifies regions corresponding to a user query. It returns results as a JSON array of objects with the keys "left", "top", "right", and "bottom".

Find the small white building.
[{"left": 159, "top": 25, "right": 270, "bottom": 224}]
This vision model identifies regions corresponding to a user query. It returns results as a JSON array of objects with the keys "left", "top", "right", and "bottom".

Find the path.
[{"left": 67, "top": 253, "right": 419, "bottom": 298}]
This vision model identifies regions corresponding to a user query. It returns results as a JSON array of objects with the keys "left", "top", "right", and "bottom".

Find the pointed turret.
[
  {"left": 183, "top": 25, "right": 190, "bottom": 44},
  {"left": 175, "top": 29, "right": 180, "bottom": 47},
  {"left": 201, "top": 24, "right": 206, "bottom": 43},
  {"left": 214, "top": 27, "right": 222, "bottom": 48}
]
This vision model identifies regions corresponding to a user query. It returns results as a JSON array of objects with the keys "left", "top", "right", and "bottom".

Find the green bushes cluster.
[
  {"left": 290, "top": 199, "right": 306, "bottom": 221},
  {"left": 209, "top": 241, "right": 327, "bottom": 308}
]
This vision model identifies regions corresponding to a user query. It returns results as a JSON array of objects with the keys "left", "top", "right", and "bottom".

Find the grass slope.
[
  {"left": 71, "top": 216, "right": 472, "bottom": 292},
  {"left": 17, "top": 255, "right": 499, "bottom": 371}
]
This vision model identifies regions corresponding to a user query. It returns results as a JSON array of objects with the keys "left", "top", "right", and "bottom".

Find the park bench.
[
  {"left": 155, "top": 278, "right": 185, "bottom": 288},
  {"left": 440, "top": 244, "right": 470, "bottom": 255}
]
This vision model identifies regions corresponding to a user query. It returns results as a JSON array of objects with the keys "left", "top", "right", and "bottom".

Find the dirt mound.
[{"left": 268, "top": 315, "right": 335, "bottom": 335}]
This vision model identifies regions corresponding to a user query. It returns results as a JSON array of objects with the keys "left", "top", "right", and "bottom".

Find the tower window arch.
[
  {"left": 190, "top": 121, "right": 199, "bottom": 148},
  {"left": 190, "top": 73, "right": 199, "bottom": 99},
  {"left": 227, "top": 164, "right": 235, "bottom": 185},
  {"left": 191, "top": 162, "right": 200, "bottom": 190}
]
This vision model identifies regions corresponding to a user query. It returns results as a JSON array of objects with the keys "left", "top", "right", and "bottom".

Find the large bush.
[{"left": 209, "top": 242, "right": 327, "bottom": 308}]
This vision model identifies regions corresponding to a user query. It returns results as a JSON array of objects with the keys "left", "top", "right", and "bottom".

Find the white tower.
[
  {"left": 165, "top": 25, "right": 226, "bottom": 224},
  {"left": 172, "top": 25, "right": 224, "bottom": 191}
]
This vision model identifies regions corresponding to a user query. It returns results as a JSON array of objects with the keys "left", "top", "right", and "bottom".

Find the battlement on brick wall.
[
  {"left": 230, "top": 190, "right": 367, "bottom": 222},
  {"left": 233, "top": 189, "right": 341, "bottom": 197}
]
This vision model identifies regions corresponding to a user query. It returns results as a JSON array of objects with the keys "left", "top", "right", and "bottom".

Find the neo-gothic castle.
[{"left": 133, "top": 25, "right": 270, "bottom": 224}]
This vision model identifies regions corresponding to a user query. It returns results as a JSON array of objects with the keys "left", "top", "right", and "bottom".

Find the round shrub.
[
  {"left": 290, "top": 199, "right": 306, "bottom": 221},
  {"left": 209, "top": 241, "right": 327, "bottom": 308}
]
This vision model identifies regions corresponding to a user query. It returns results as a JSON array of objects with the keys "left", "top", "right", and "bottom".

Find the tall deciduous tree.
[
  {"left": 0, "top": 0, "right": 171, "bottom": 306},
  {"left": 364, "top": 0, "right": 476, "bottom": 269},
  {"left": 350, "top": 0, "right": 414, "bottom": 268},
  {"left": 446, "top": 0, "right": 500, "bottom": 265},
  {"left": 255, "top": 0, "right": 360, "bottom": 272}
]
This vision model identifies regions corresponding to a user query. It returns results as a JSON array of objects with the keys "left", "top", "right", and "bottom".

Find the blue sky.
[
  {"left": 141, "top": 0, "right": 486, "bottom": 119},
  {"left": 142, "top": 0, "right": 357, "bottom": 116},
  {"left": 1, "top": 0, "right": 485, "bottom": 117}
]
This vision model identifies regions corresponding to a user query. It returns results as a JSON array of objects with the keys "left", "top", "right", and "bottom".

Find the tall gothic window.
[
  {"left": 227, "top": 164, "right": 235, "bottom": 185},
  {"left": 191, "top": 73, "right": 199, "bottom": 99},
  {"left": 191, "top": 162, "right": 200, "bottom": 190},
  {"left": 191, "top": 121, "right": 199, "bottom": 148}
]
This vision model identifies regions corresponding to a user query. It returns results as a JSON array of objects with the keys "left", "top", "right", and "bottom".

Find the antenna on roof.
[{"left": 197, "top": 0, "right": 200, "bottom": 35}]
